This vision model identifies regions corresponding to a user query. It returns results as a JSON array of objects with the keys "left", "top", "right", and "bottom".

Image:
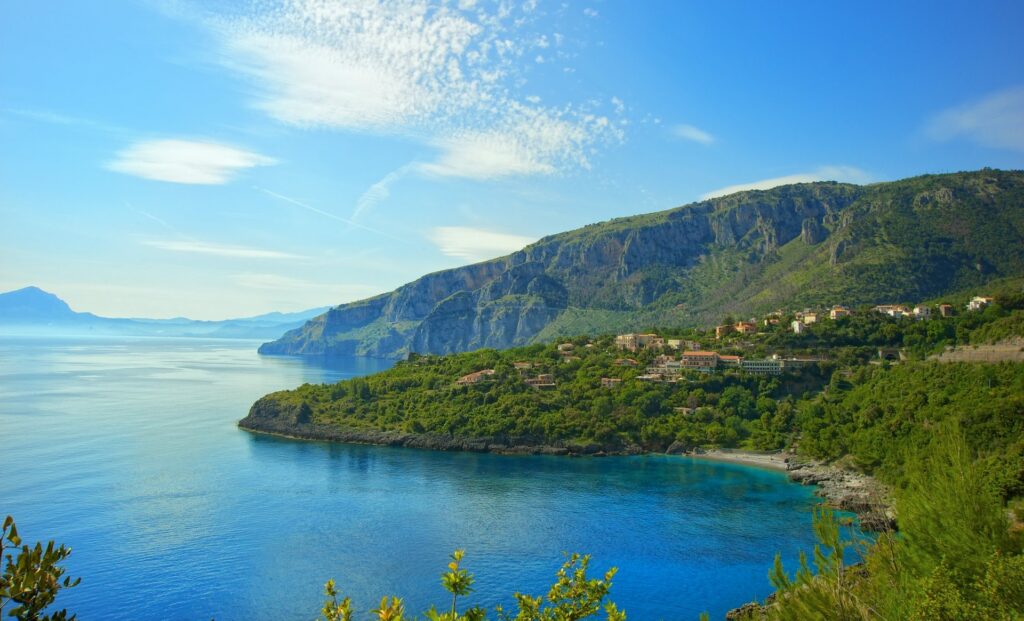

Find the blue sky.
[{"left": 2, "top": 1, "right": 1023, "bottom": 319}]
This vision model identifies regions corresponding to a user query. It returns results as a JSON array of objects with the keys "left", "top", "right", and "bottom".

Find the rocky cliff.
[{"left": 260, "top": 169, "right": 1024, "bottom": 358}]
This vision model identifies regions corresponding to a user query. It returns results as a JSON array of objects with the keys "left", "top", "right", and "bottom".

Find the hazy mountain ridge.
[
  {"left": 261, "top": 169, "right": 1024, "bottom": 359},
  {"left": 0, "top": 286, "right": 330, "bottom": 339}
]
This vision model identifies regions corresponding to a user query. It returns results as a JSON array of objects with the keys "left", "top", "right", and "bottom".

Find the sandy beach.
[{"left": 688, "top": 449, "right": 790, "bottom": 471}]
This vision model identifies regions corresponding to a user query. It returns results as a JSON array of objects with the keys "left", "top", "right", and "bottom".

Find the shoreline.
[
  {"left": 239, "top": 417, "right": 893, "bottom": 531},
  {"left": 687, "top": 449, "right": 791, "bottom": 472}
]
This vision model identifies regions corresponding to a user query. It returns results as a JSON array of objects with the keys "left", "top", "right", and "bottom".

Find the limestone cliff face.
[{"left": 260, "top": 170, "right": 1024, "bottom": 358}]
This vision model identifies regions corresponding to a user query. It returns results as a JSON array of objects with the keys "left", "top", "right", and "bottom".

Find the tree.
[
  {"left": 0, "top": 516, "right": 80, "bottom": 621},
  {"left": 320, "top": 552, "right": 623, "bottom": 621}
]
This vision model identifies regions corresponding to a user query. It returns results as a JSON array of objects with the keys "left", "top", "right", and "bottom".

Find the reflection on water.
[{"left": 0, "top": 337, "right": 828, "bottom": 621}]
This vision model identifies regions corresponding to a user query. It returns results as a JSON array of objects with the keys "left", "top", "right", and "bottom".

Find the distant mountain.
[
  {"left": 261, "top": 169, "right": 1024, "bottom": 359},
  {"left": 0, "top": 287, "right": 329, "bottom": 340},
  {"left": 0, "top": 286, "right": 84, "bottom": 321}
]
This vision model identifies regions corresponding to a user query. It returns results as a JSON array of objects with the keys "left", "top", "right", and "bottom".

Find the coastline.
[
  {"left": 687, "top": 449, "right": 790, "bottom": 472},
  {"left": 239, "top": 415, "right": 893, "bottom": 531}
]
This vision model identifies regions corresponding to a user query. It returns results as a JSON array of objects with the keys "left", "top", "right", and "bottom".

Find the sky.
[{"left": 2, "top": 1, "right": 1023, "bottom": 319}]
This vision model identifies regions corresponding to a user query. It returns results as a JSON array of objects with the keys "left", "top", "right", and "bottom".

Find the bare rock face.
[{"left": 801, "top": 217, "right": 827, "bottom": 244}]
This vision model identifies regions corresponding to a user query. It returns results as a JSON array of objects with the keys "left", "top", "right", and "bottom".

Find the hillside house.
[
  {"left": 938, "top": 304, "right": 954, "bottom": 317},
  {"left": 874, "top": 304, "right": 910, "bottom": 318},
  {"left": 734, "top": 321, "right": 758, "bottom": 335},
  {"left": 718, "top": 354, "right": 742, "bottom": 368},
  {"left": 614, "top": 333, "right": 664, "bottom": 352},
  {"left": 968, "top": 296, "right": 994, "bottom": 311},
  {"left": 715, "top": 325, "right": 735, "bottom": 339},
  {"left": 525, "top": 373, "right": 556, "bottom": 389},
  {"left": 456, "top": 369, "right": 496, "bottom": 386},
  {"left": 600, "top": 377, "right": 622, "bottom": 388},
  {"left": 513, "top": 362, "right": 534, "bottom": 376},
  {"left": 802, "top": 312, "right": 819, "bottom": 324},
  {"left": 791, "top": 320, "right": 806, "bottom": 334},
  {"left": 913, "top": 305, "right": 931, "bottom": 320},
  {"left": 614, "top": 358, "right": 639, "bottom": 367},
  {"left": 830, "top": 305, "right": 851, "bottom": 320},
  {"left": 740, "top": 358, "right": 783, "bottom": 376},
  {"left": 681, "top": 351, "right": 719, "bottom": 372}
]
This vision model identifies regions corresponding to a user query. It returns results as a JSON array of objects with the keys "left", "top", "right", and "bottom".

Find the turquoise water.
[{"left": 0, "top": 337, "right": 829, "bottom": 620}]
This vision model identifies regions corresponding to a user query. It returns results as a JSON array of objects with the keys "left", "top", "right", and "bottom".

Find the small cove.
[{"left": 0, "top": 337, "right": 848, "bottom": 620}]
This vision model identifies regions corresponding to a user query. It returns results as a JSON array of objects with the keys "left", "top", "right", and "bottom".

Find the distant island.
[
  {"left": 0, "top": 285, "right": 329, "bottom": 340},
  {"left": 260, "top": 169, "right": 1024, "bottom": 359}
]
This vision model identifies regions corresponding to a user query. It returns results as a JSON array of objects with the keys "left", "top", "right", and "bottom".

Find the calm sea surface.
[{"left": 1, "top": 337, "right": 831, "bottom": 620}]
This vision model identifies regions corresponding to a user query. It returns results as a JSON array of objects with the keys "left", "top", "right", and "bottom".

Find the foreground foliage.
[
  {"left": 761, "top": 430, "right": 1024, "bottom": 620},
  {"left": 0, "top": 516, "right": 79, "bottom": 621},
  {"left": 320, "top": 552, "right": 628, "bottom": 621}
]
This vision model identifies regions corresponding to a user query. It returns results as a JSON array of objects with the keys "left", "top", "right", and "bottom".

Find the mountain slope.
[{"left": 261, "top": 169, "right": 1024, "bottom": 359}]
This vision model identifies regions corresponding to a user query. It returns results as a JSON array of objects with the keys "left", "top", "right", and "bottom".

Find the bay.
[{"left": 0, "top": 337, "right": 830, "bottom": 620}]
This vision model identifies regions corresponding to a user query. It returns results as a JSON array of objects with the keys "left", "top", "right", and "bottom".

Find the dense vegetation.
[
  {"left": 255, "top": 301, "right": 1024, "bottom": 494},
  {"left": 759, "top": 430, "right": 1024, "bottom": 620}
]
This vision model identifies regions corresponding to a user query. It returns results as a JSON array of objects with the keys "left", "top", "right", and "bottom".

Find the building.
[
  {"left": 791, "top": 320, "right": 806, "bottom": 334},
  {"left": 912, "top": 305, "right": 931, "bottom": 320},
  {"left": 938, "top": 304, "right": 954, "bottom": 317},
  {"left": 647, "top": 359, "right": 683, "bottom": 377},
  {"left": 734, "top": 321, "right": 758, "bottom": 335},
  {"left": 614, "top": 333, "right": 665, "bottom": 352},
  {"left": 673, "top": 406, "right": 695, "bottom": 415},
  {"left": 715, "top": 325, "right": 735, "bottom": 339},
  {"left": 763, "top": 317, "right": 780, "bottom": 326},
  {"left": 968, "top": 296, "right": 994, "bottom": 311},
  {"left": 873, "top": 304, "right": 910, "bottom": 318},
  {"left": 718, "top": 354, "right": 742, "bottom": 368},
  {"left": 456, "top": 369, "right": 495, "bottom": 386},
  {"left": 614, "top": 358, "right": 639, "bottom": 367},
  {"left": 513, "top": 362, "right": 533, "bottom": 376},
  {"left": 557, "top": 343, "right": 575, "bottom": 352},
  {"left": 740, "top": 359, "right": 783, "bottom": 376},
  {"left": 525, "top": 373, "right": 556, "bottom": 389},
  {"left": 600, "top": 377, "right": 622, "bottom": 388},
  {"left": 830, "top": 305, "right": 851, "bottom": 320},
  {"left": 681, "top": 351, "right": 719, "bottom": 372},
  {"left": 802, "top": 312, "right": 819, "bottom": 324}
]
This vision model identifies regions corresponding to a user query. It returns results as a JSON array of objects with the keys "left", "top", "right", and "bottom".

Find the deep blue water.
[{"left": 0, "top": 337, "right": 831, "bottom": 620}]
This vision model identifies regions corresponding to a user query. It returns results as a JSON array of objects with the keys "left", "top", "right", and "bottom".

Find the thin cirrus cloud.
[
  {"left": 428, "top": 226, "right": 536, "bottom": 262},
  {"left": 205, "top": 0, "right": 621, "bottom": 180},
  {"left": 925, "top": 85, "right": 1024, "bottom": 152},
  {"left": 700, "top": 166, "right": 871, "bottom": 200},
  {"left": 672, "top": 123, "right": 715, "bottom": 145},
  {"left": 142, "top": 239, "right": 305, "bottom": 260},
  {"left": 107, "top": 139, "right": 276, "bottom": 184}
]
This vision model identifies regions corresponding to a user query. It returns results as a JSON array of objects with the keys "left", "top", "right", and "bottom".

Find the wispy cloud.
[
  {"left": 107, "top": 139, "right": 276, "bottom": 184},
  {"left": 353, "top": 165, "right": 412, "bottom": 219},
  {"left": 672, "top": 123, "right": 714, "bottom": 145},
  {"left": 255, "top": 186, "right": 402, "bottom": 240},
  {"left": 926, "top": 86, "right": 1024, "bottom": 152},
  {"left": 203, "top": 0, "right": 620, "bottom": 179},
  {"left": 142, "top": 239, "right": 305, "bottom": 260},
  {"left": 700, "top": 166, "right": 871, "bottom": 200},
  {"left": 428, "top": 226, "right": 535, "bottom": 261}
]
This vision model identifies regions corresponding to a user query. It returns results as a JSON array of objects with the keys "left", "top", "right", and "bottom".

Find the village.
[{"left": 454, "top": 295, "right": 996, "bottom": 390}]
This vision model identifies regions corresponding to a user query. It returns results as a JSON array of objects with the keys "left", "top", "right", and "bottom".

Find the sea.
[{"left": 0, "top": 337, "right": 841, "bottom": 620}]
